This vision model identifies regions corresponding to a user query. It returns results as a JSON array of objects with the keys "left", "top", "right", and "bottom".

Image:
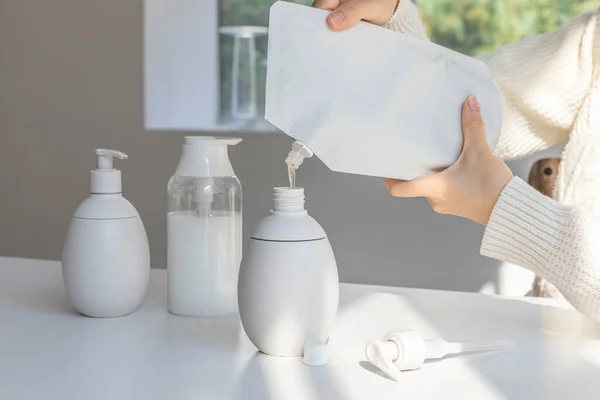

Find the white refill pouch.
[{"left": 265, "top": 1, "right": 502, "bottom": 180}]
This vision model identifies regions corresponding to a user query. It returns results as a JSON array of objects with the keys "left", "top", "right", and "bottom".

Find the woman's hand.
[
  {"left": 382, "top": 97, "right": 513, "bottom": 225},
  {"left": 312, "top": 0, "right": 399, "bottom": 30}
]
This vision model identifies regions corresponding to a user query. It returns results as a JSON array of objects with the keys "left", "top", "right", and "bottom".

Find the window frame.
[{"left": 144, "top": 0, "right": 220, "bottom": 131}]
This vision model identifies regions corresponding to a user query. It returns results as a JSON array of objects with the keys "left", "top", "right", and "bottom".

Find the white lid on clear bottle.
[{"left": 175, "top": 136, "right": 242, "bottom": 177}]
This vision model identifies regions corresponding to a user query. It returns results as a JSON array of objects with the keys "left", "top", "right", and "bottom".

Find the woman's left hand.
[
  {"left": 382, "top": 96, "right": 513, "bottom": 225},
  {"left": 312, "top": 0, "right": 399, "bottom": 30}
]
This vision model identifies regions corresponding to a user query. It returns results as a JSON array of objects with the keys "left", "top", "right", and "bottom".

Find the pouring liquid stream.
[
  {"left": 285, "top": 141, "right": 313, "bottom": 189},
  {"left": 287, "top": 163, "right": 296, "bottom": 189}
]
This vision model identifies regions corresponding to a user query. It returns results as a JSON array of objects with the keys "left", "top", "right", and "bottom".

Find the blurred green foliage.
[
  {"left": 220, "top": 0, "right": 312, "bottom": 26},
  {"left": 419, "top": 0, "right": 598, "bottom": 55},
  {"left": 218, "top": 0, "right": 597, "bottom": 120}
]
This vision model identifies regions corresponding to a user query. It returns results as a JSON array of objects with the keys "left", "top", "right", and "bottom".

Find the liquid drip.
[{"left": 287, "top": 163, "right": 296, "bottom": 189}]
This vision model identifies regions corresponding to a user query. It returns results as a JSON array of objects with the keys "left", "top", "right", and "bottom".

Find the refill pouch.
[{"left": 265, "top": 1, "right": 502, "bottom": 180}]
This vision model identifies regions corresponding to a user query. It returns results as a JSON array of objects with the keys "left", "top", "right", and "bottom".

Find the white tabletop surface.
[{"left": 1, "top": 257, "right": 600, "bottom": 400}]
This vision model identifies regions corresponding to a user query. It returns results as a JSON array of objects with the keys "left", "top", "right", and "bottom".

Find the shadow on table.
[
  {"left": 0, "top": 278, "right": 79, "bottom": 316},
  {"left": 236, "top": 351, "right": 352, "bottom": 400},
  {"left": 358, "top": 360, "right": 396, "bottom": 382},
  {"left": 423, "top": 294, "right": 600, "bottom": 400},
  {"left": 2, "top": 265, "right": 165, "bottom": 318},
  {"left": 340, "top": 287, "right": 600, "bottom": 400}
]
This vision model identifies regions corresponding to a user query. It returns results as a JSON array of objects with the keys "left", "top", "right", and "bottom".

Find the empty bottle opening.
[{"left": 273, "top": 187, "right": 305, "bottom": 212}]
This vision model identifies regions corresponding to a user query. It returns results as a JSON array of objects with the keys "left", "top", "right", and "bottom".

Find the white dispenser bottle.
[
  {"left": 62, "top": 149, "right": 150, "bottom": 318},
  {"left": 167, "top": 136, "right": 243, "bottom": 317},
  {"left": 238, "top": 187, "right": 339, "bottom": 359}
]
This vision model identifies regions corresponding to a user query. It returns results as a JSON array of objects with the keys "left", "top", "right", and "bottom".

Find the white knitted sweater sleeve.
[
  {"left": 385, "top": 2, "right": 599, "bottom": 160},
  {"left": 385, "top": 3, "right": 600, "bottom": 321},
  {"left": 481, "top": 177, "right": 600, "bottom": 321}
]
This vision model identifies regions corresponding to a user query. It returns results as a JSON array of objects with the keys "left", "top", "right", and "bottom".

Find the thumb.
[
  {"left": 461, "top": 96, "right": 488, "bottom": 153},
  {"left": 327, "top": 0, "right": 376, "bottom": 30}
]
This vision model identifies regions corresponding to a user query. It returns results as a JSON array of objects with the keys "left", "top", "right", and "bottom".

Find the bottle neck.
[
  {"left": 175, "top": 144, "right": 233, "bottom": 177},
  {"left": 90, "top": 169, "right": 122, "bottom": 194},
  {"left": 273, "top": 187, "right": 305, "bottom": 212}
]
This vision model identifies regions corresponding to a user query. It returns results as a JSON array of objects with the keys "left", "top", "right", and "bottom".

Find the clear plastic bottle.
[{"left": 167, "top": 136, "right": 242, "bottom": 317}]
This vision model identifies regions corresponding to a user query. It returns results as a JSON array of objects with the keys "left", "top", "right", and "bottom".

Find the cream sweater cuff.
[
  {"left": 481, "top": 177, "right": 568, "bottom": 276},
  {"left": 383, "top": 0, "right": 430, "bottom": 40}
]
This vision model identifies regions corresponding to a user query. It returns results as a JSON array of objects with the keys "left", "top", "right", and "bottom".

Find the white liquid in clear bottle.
[{"left": 167, "top": 211, "right": 242, "bottom": 316}]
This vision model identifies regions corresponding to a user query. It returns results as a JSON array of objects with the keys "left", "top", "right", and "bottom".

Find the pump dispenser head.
[
  {"left": 365, "top": 339, "right": 403, "bottom": 382},
  {"left": 91, "top": 149, "right": 128, "bottom": 194},
  {"left": 366, "top": 330, "right": 513, "bottom": 382}
]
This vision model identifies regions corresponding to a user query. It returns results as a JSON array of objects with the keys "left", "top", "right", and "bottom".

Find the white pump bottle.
[{"left": 62, "top": 149, "right": 150, "bottom": 318}]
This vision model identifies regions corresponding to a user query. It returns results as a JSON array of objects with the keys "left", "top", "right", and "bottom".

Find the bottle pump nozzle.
[
  {"left": 91, "top": 149, "right": 128, "bottom": 194},
  {"left": 96, "top": 149, "right": 128, "bottom": 169},
  {"left": 366, "top": 331, "right": 512, "bottom": 382}
]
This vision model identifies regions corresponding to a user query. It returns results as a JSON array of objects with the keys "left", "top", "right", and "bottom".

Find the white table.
[{"left": 1, "top": 258, "right": 599, "bottom": 400}]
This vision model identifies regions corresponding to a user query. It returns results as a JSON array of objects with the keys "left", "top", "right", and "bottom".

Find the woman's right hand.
[
  {"left": 312, "top": 0, "right": 399, "bottom": 30},
  {"left": 382, "top": 97, "right": 513, "bottom": 226}
]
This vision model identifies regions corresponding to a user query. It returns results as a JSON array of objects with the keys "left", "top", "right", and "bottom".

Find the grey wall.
[{"left": 0, "top": 0, "right": 505, "bottom": 292}]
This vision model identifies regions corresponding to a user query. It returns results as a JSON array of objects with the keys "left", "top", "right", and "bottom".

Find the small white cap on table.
[{"left": 303, "top": 340, "right": 327, "bottom": 366}]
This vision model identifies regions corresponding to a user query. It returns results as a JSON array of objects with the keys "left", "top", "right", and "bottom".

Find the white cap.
[
  {"left": 90, "top": 149, "right": 128, "bottom": 194},
  {"left": 303, "top": 340, "right": 327, "bottom": 366}
]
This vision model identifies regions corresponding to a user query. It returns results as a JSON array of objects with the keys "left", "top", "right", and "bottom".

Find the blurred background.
[
  {"left": 1, "top": 0, "right": 594, "bottom": 295},
  {"left": 219, "top": 0, "right": 597, "bottom": 122}
]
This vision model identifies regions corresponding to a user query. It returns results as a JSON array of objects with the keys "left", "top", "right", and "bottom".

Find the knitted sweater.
[{"left": 385, "top": 2, "right": 600, "bottom": 321}]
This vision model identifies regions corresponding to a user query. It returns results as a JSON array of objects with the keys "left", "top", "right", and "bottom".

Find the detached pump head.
[
  {"left": 91, "top": 149, "right": 128, "bottom": 194},
  {"left": 366, "top": 330, "right": 513, "bottom": 382}
]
